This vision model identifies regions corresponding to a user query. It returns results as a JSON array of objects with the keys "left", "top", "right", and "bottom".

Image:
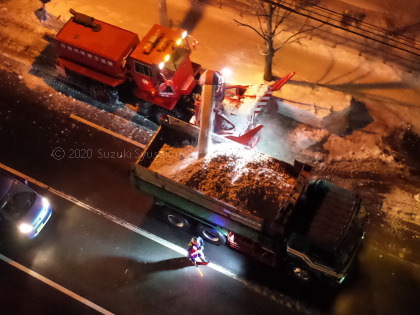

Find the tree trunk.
[
  {"left": 263, "top": 3, "right": 274, "bottom": 82},
  {"left": 264, "top": 53, "right": 273, "bottom": 82},
  {"left": 264, "top": 37, "right": 275, "bottom": 82}
]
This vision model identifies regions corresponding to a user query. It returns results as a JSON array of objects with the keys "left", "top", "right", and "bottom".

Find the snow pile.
[
  {"left": 382, "top": 187, "right": 420, "bottom": 238},
  {"left": 289, "top": 125, "right": 330, "bottom": 149},
  {"left": 324, "top": 134, "right": 394, "bottom": 164}
]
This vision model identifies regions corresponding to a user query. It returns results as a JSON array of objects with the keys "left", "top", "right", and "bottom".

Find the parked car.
[{"left": 0, "top": 172, "right": 52, "bottom": 238}]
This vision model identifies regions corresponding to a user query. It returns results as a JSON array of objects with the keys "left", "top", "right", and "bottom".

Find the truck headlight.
[{"left": 19, "top": 223, "right": 33, "bottom": 234}]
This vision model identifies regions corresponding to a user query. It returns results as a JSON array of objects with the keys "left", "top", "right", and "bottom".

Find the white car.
[{"left": 0, "top": 173, "right": 52, "bottom": 238}]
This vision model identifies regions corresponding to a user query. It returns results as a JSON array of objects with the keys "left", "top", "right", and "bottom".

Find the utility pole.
[{"left": 158, "top": 0, "right": 170, "bottom": 27}]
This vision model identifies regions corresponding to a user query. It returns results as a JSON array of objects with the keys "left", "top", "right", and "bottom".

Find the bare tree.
[{"left": 234, "top": 0, "right": 321, "bottom": 82}]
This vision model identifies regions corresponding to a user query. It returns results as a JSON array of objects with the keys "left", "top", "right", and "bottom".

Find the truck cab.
[
  {"left": 286, "top": 180, "right": 367, "bottom": 283},
  {"left": 127, "top": 24, "right": 201, "bottom": 111}
]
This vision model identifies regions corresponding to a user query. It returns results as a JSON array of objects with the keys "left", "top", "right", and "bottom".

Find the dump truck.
[{"left": 130, "top": 116, "right": 367, "bottom": 284}]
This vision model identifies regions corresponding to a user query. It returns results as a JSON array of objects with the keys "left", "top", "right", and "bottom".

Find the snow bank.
[{"left": 273, "top": 83, "right": 352, "bottom": 131}]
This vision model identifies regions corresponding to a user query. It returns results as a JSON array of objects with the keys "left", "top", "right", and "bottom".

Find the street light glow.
[{"left": 221, "top": 67, "right": 232, "bottom": 78}]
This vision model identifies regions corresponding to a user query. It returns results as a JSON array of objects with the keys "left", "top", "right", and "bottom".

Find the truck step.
[{"left": 227, "top": 234, "right": 277, "bottom": 266}]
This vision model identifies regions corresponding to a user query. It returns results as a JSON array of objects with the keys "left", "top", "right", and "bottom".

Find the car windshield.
[
  {"left": 161, "top": 45, "right": 189, "bottom": 78},
  {"left": 0, "top": 181, "right": 36, "bottom": 221}
]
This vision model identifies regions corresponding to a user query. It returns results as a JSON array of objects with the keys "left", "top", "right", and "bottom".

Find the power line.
[{"left": 262, "top": 0, "right": 419, "bottom": 57}]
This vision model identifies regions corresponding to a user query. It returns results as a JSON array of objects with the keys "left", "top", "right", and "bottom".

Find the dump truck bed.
[{"left": 132, "top": 117, "right": 312, "bottom": 236}]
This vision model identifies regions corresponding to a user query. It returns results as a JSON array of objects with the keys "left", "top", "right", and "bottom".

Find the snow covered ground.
[
  {"left": 0, "top": 0, "right": 418, "bottom": 266},
  {"left": 323, "top": 0, "right": 420, "bottom": 32}
]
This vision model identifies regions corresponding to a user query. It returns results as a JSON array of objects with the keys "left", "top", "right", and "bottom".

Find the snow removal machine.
[{"left": 55, "top": 9, "right": 293, "bottom": 147}]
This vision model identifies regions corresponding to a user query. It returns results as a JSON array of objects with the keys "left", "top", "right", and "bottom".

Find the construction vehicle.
[
  {"left": 54, "top": 10, "right": 291, "bottom": 147},
  {"left": 193, "top": 70, "right": 295, "bottom": 148},
  {"left": 55, "top": 9, "right": 201, "bottom": 122},
  {"left": 130, "top": 116, "right": 367, "bottom": 284}
]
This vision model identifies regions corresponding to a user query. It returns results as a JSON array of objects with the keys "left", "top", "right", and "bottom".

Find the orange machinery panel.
[
  {"left": 130, "top": 24, "right": 185, "bottom": 66},
  {"left": 56, "top": 17, "right": 140, "bottom": 79}
]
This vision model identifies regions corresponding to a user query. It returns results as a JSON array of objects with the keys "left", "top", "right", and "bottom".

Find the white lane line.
[
  {"left": 0, "top": 253, "right": 114, "bottom": 315},
  {"left": 1, "top": 164, "right": 306, "bottom": 310},
  {"left": 0, "top": 163, "right": 240, "bottom": 281},
  {"left": 69, "top": 114, "right": 146, "bottom": 149}
]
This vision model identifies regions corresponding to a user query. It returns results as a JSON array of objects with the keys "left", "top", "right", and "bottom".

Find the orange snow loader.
[{"left": 56, "top": 9, "right": 200, "bottom": 121}]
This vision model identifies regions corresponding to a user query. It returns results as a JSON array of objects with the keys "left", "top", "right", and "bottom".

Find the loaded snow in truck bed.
[{"left": 149, "top": 142, "right": 297, "bottom": 218}]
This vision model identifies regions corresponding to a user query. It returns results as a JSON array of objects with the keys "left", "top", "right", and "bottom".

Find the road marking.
[
  {"left": 0, "top": 163, "right": 311, "bottom": 312},
  {"left": 0, "top": 163, "right": 240, "bottom": 281},
  {"left": 69, "top": 114, "right": 146, "bottom": 148},
  {"left": 0, "top": 253, "right": 114, "bottom": 315},
  {"left": 0, "top": 163, "right": 310, "bottom": 314}
]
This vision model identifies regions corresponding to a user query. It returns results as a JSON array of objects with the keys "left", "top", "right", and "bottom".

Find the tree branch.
[{"left": 233, "top": 19, "right": 266, "bottom": 40}]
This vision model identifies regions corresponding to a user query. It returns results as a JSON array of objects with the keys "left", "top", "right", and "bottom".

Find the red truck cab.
[{"left": 128, "top": 24, "right": 201, "bottom": 110}]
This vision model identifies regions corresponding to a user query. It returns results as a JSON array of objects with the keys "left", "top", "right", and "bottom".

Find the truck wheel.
[
  {"left": 150, "top": 106, "right": 172, "bottom": 124},
  {"left": 163, "top": 209, "right": 191, "bottom": 231},
  {"left": 291, "top": 265, "right": 313, "bottom": 282},
  {"left": 197, "top": 224, "right": 226, "bottom": 246}
]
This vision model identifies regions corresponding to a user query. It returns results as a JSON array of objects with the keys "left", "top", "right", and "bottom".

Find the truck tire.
[
  {"left": 150, "top": 106, "right": 172, "bottom": 124},
  {"left": 197, "top": 224, "right": 226, "bottom": 246},
  {"left": 163, "top": 209, "right": 191, "bottom": 231},
  {"left": 290, "top": 265, "right": 313, "bottom": 282}
]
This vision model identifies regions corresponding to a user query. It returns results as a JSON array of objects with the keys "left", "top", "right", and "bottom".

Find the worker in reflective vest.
[{"left": 187, "top": 236, "right": 209, "bottom": 264}]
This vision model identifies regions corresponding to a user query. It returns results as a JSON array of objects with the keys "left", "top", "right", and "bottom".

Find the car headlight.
[
  {"left": 19, "top": 223, "right": 34, "bottom": 234},
  {"left": 38, "top": 197, "right": 50, "bottom": 219},
  {"left": 42, "top": 197, "right": 50, "bottom": 208}
]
